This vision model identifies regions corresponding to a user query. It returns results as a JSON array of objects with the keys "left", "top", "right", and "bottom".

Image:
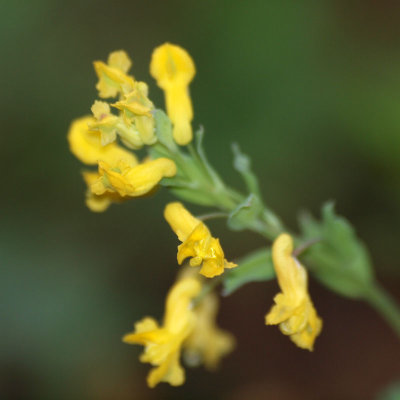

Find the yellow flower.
[
  {"left": 123, "top": 277, "right": 202, "bottom": 388},
  {"left": 82, "top": 171, "right": 125, "bottom": 212},
  {"left": 164, "top": 202, "right": 237, "bottom": 278},
  {"left": 184, "top": 291, "right": 235, "bottom": 370},
  {"left": 67, "top": 115, "right": 138, "bottom": 166},
  {"left": 112, "top": 82, "right": 156, "bottom": 146},
  {"left": 93, "top": 50, "right": 135, "bottom": 98},
  {"left": 89, "top": 101, "right": 120, "bottom": 145},
  {"left": 265, "top": 233, "right": 322, "bottom": 351},
  {"left": 91, "top": 157, "right": 177, "bottom": 197},
  {"left": 150, "top": 43, "right": 195, "bottom": 146}
]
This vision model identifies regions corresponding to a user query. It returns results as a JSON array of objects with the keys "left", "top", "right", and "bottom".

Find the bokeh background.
[{"left": 1, "top": 1, "right": 400, "bottom": 399}]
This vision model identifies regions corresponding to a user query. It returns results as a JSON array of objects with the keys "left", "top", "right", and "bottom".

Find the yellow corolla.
[
  {"left": 67, "top": 115, "right": 138, "bottom": 166},
  {"left": 123, "top": 277, "right": 202, "bottom": 388},
  {"left": 91, "top": 157, "right": 177, "bottom": 197},
  {"left": 93, "top": 50, "right": 135, "bottom": 98},
  {"left": 164, "top": 202, "right": 237, "bottom": 278},
  {"left": 265, "top": 234, "right": 322, "bottom": 351},
  {"left": 150, "top": 43, "right": 195, "bottom": 146},
  {"left": 184, "top": 292, "right": 235, "bottom": 370}
]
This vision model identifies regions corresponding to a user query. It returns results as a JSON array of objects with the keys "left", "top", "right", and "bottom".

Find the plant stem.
[
  {"left": 365, "top": 283, "right": 400, "bottom": 338},
  {"left": 197, "top": 212, "right": 229, "bottom": 221}
]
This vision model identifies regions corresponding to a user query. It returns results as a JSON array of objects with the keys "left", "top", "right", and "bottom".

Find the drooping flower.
[
  {"left": 265, "top": 233, "right": 322, "bottom": 351},
  {"left": 150, "top": 43, "right": 195, "bottom": 146},
  {"left": 123, "top": 277, "right": 202, "bottom": 388},
  {"left": 184, "top": 291, "right": 235, "bottom": 370},
  {"left": 67, "top": 115, "right": 138, "bottom": 166},
  {"left": 91, "top": 157, "right": 177, "bottom": 198},
  {"left": 93, "top": 50, "right": 135, "bottom": 98},
  {"left": 164, "top": 202, "right": 237, "bottom": 278}
]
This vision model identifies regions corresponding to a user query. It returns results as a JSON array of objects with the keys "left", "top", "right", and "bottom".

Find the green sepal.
[
  {"left": 153, "top": 109, "right": 177, "bottom": 151},
  {"left": 169, "top": 187, "right": 219, "bottom": 207},
  {"left": 227, "top": 194, "right": 265, "bottom": 233},
  {"left": 300, "top": 202, "right": 374, "bottom": 298},
  {"left": 223, "top": 248, "right": 274, "bottom": 296}
]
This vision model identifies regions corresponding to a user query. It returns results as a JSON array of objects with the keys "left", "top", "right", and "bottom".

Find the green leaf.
[
  {"left": 223, "top": 248, "right": 274, "bottom": 295},
  {"left": 376, "top": 381, "right": 400, "bottom": 400},
  {"left": 299, "top": 202, "right": 374, "bottom": 298},
  {"left": 232, "top": 143, "right": 262, "bottom": 199}
]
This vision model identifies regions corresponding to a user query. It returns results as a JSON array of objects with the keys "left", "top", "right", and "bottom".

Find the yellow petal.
[
  {"left": 272, "top": 233, "right": 307, "bottom": 302},
  {"left": 82, "top": 171, "right": 124, "bottom": 212},
  {"left": 94, "top": 50, "right": 134, "bottom": 98},
  {"left": 184, "top": 292, "right": 235, "bottom": 370},
  {"left": 92, "top": 158, "right": 176, "bottom": 197},
  {"left": 67, "top": 116, "right": 138, "bottom": 166},
  {"left": 108, "top": 50, "right": 132, "bottom": 72},
  {"left": 123, "top": 158, "right": 177, "bottom": 196},
  {"left": 265, "top": 233, "right": 322, "bottom": 351},
  {"left": 164, "top": 202, "right": 201, "bottom": 242},
  {"left": 123, "top": 277, "right": 201, "bottom": 388},
  {"left": 164, "top": 277, "right": 202, "bottom": 332},
  {"left": 150, "top": 43, "right": 195, "bottom": 88},
  {"left": 150, "top": 43, "right": 195, "bottom": 145}
]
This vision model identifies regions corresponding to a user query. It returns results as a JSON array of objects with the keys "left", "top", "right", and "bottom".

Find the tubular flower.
[
  {"left": 93, "top": 50, "right": 135, "bottom": 98},
  {"left": 265, "top": 234, "right": 322, "bottom": 351},
  {"left": 91, "top": 157, "right": 177, "bottom": 197},
  {"left": 164, "top": 202, "right": 237, "bottom": 278},
  {"left": 67, "top": 115, "right": 138, "bottom": 166},
  {"left": 184, "top": 292, "right": 235, "bottom": 370},
  {"left": 150, "top": 43, "right": 195, "bottom": 146},
  {"left": 123, "top": 277, "right": 202, "bottom": 388}
]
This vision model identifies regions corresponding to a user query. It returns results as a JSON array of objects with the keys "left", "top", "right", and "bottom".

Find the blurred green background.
[{"left": 1, "top": 0, "right": 400, "bottom": 399}]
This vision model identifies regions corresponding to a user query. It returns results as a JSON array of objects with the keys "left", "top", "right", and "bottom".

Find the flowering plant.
[{"left": 67, "top": 43, "right": 400, "bottom": 388}]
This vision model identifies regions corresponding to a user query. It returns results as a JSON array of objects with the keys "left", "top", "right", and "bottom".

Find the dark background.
[{"left": 1, "top": 1, "right": 400, "bottom": 399}]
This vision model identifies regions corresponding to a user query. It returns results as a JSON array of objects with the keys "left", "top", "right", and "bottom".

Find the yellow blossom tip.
[
  {"left": 150, "top": 43, "right": 195, "bottom": 88},
  {"left": 150, "top": 43, "right": 195, "bottom": 146},
  {"left": 93, "top": 50, "right": 135, "bottom": 98},
  {"left": 108, "top": 50, "right": 132, "bottom": 72}
]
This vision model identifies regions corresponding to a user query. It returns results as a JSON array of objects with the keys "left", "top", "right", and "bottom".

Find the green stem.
[
  {"left": 197, "top": 212, "right": 229, "bottom": 221},
  {"left": 365, "top": 283, "right": 400, "bottom": 338},
  {"left": 193, "top": 275, "right": 224, "bottom": 306}
]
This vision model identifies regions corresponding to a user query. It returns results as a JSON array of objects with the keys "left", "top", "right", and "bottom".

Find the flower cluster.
[{"left": 68, "top": 43, "right": 324, "bottom": 388}]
